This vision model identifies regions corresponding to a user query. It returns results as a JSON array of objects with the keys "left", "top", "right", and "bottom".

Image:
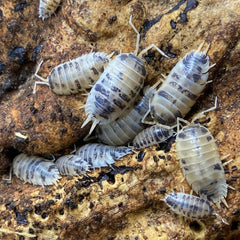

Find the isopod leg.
[
  {"left": 34, "top": 60, "right": 50, "bottom": 93},
  {"left": 141, "top": 109, "right": 155, "bottom": 125},
  {"left": 177, "top": 117, "right": 190, "bottom": 133},
  {"left": 34, "top": 60, "right": 48, "bottom": 82},
  {"left": 212, "top": 213, "right": 229, "bottom": 225},
  {"left": 138, "top": 43, "right": 169, "bottom": 59},
  {"left": 129, "top": 15, "right": 140, "bottom": 56},
  {"left": 192, "top": 97, "right": 217, "bottom": 123}
]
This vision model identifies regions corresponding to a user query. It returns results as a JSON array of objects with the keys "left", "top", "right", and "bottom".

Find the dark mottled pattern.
[
  {"left": 213, "top": 164, "right": 222, "bottom": 170},
  {"left": 74, "top": 80, "right": 81, "bottom": 89},
  {"left": 169, "top": 81, "right": 198, "bottom": 100},
  {"left": 200, "top": 126, "right": 208, "bottom": 133},
  {"left": 119, "top": 54, "right": 128, "bottom": 61},
  {"left": 119, "top": 92, "right": 130, "bottom": 102},
  {"left": 91, "top": 67, "right": 99, "bottom": 75},
  {"left": 206, "top": 136, "right": 212, "bottom": 141},
  {"left": 113, "top": 99, "right": 126, "bottom": 109},
  {"left": 95, "top": 84, "right": 110, "bottom": 97}
]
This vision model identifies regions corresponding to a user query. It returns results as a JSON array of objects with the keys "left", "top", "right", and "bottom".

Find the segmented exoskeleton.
[
  {"left": 176, "top": 124, "right": 229, "bottom": 207},
  {"left": 39, "top": 0, "right": 62, "bottom": 20},
  {"left": 13, "top": 153, "right": 60, "bottom": 186},
  {"left": 161, "top": 192, "right": 228, "bottom": 224},
  {"left": 96, "top": 83, "right": 159, "bottom": 146},
  {"left": 75, "top": 143, "right": 132, "bottom": 169},
  {"left": 147, "top": 43, "right": 213, "bottom": 127},
  {"left": 82, "top": 16, "right": 168, "bottom": 134},
  {"left": 34, "top": 52, "right": 112, "bottom": 95},
  {"left": 131, "top": 125, "right": 174, "bottom": 149},
  {"left": 55, "top": 154, "right": 90, "bottom": 176}
]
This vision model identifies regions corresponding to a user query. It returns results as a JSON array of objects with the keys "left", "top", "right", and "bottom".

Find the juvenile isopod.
[
  {"left": 13, "top": 153, "right": 61, "bottom": 186},
  {"left": 161, "top": 192, "right": 229, "bottom": 224},
  {"left": 176, "top": 123, "right": 230, "bottom": 207},
  {"left": 55, "top": 154, "right": 90, "bottom": 176},
  {"left": 39, "top": 0, "right": 62, "bottom": 20},
  {"left": 145, "top": 42, "right": 214, "bottom": 127},
  {"left": 95, "top": 82, "right": 159, "bottom": 146},
  {"left": 75, "top": 143, "right": 132, "bottom": 170},
  {"left": 34, "top": 52, "right": 112, "bottom": 95},
  {"left": 131, "top": 125, "right": 175, "bottom": 150},
  {"left": 82, "top": 16, "right": 168, "bottom": 134}
]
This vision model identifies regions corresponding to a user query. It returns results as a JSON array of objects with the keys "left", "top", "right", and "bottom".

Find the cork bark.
[{"left": 0, "top": 0, "right": 239, "bottom": 239}]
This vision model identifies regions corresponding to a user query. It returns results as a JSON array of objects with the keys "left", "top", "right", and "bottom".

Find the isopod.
[
  {"left": 95, "top": 82, "right": 159, "bottom": 146},
  {"left": 176, "top": 123, "right": 229, "bottom": 207},
  {"left": 13, "top": 153, "right": 60, "bottom": 186},
  {"left": 75, "top": 143, "right": 132, "bottom": 170},
  {"left": 39, "top": 0, "right": 62, "bottom": 20},
  {"left": 131, "top": 125, "right": 174, "bottom": 150},
  {"left": 55, "top": 154, "right": 90, "bottom": 176},
  {"left": 161, "top": 192, "right": 228, "bottom": 224},
  {"left": 34, "top": 52, "right": 112, "bottom": 95},
  {"left": 82, "top": 16, "right": 168, "bottom": 134},
  {"left": 147, "top": 42, "right": 214, "bottom": 127}
]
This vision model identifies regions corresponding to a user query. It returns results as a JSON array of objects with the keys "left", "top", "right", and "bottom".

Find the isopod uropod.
[
  {"left": 131, "top": 125, "right": 175, "bottom": 150},
  {"left": 34, "top": 52, "right": 112, "bottom": 95},
  {"left": 55, "top": 154, "right": 90, "bottom": 176},
  {"left": 39, "top": 0, "right": 62, "bottom": 20},
  {"left": 75, "top": 143, "right": 132, "bottom": 170},
  {"left": 147, "top": 42, "right": 214, "bottom": 127},
  {"left": 13, "top": 153, "right": 61, "bottom": 186},
  {"left": 176, "top": 123, "right": 229, "bottom": 207},
  {"left": 82, "top": 16, "right": 168, "bottom": 134},
  {"left": 161, "top": 192, "right": 228, "bottom": 224},
  {"left": 96, "top": 82, "right": 159, "bottom": 146}
]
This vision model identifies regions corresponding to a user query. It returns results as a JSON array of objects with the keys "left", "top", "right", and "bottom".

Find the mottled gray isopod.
[
  {"left": 39, "top": 0, "right": 62, "bottom": 20},
  {"left": 96, "top": 82, "right": 159, "bottom": 146},
  {"left": 82, "top": 16, "right": 168, "bottom": 134},
  {"left": 75, "top": 143, "right": 132, "bottom": 170},
  {"left": 13, "top": 153, "right": 60, "bottom": 186},
  {"left": 147, "top": 42, "right": 214, "bottom": 127},
  {"left": 34, "top": 52, "right": 111, "bottom": 95},
  {"left": 162, "top": 192, "right": 228, "bottom": 224},
  {"left": 55, "top": 154, "right": 90, "bottom": 176},
  {"left": 176, "top": 123, "right": 230, "bottom": 208},
  {"left": 131, "top": 125, "right": 174, "bottom": 150}
]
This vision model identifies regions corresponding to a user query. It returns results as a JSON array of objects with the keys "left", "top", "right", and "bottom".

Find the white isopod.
[
  {"left": 82, "top": 16, "right": 168, "bottom": 134},
  {"left": 131, "top": 125, "right": 175, "bottom": 150},
  {"left": 39, "top": 0, "right": 62, "bottom": 20},
  {"left": 75, "top": 143, "right": 132, "bottom": 170},
  {"left": 146, "top": 42, "right": 214, "bottom": 127},
  {"left": 95, "top": 82, "right": 159, "bottom": 146},
  {"left": 55, "top": 154, "right": 90, "bottom": 176},
  {"left": 161, "top": 192, "right": 228, "bottom": 224},
  {"left": 34, "top": 52, "right": 112, "bottom": 95},
  {"left": 176, "top": 123, "right": 230, "bottom": 207},
  {"left": 13, "top": 153, "right": 61, "bottom": 186}
]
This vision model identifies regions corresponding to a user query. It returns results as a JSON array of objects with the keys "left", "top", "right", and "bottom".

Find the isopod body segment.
[
  {"left": 55, "top": 155, "right": 90, "bottom": 176},
  {"left": 162, "top": 192, "right": 214, "bottom": 219},
  {"left": 13, "top": 153, "right": 61, "bottom": 186},
  {"left": 34, "top": 52, "right": 111, "bottom": 95},
  {"left": 81, "top": 15, "right": 168, "bottom": 135},
  {"left": 176, "top": 124, "right": 228, "bottom": 207},
  {"left": 96, "top": 84, "right": 157, "bottom": 146},
  {"left": 150, "top": 43, "right": 212, "bottom": 126},
  {"left": 162, "top": 192, "right": 229, "bottom": 224},
  {"left": 75, "top": 143, "right": 132, "bottom": 170},
  {"left": 131, "top": 125, "right": 174, "bottom": 150},
  {"left": 39, "top": 0, "right": 62, "bottom": 20},
  {"left": 82, "top": 53, "right": 146, "bottom": 134}
]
